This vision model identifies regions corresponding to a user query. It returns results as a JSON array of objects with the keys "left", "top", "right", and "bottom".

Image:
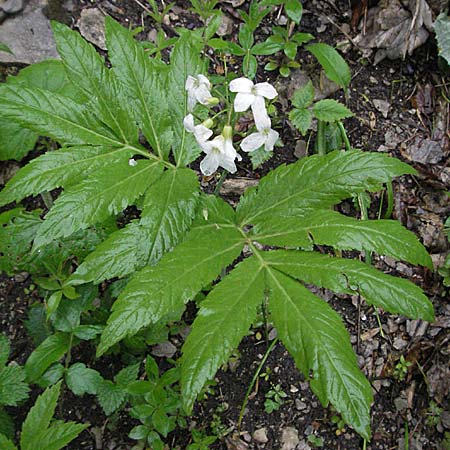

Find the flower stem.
[
  {"left": 316, "top": 120, "right": 326, "bottom": 156},
  {"left": 214, "top": 170, "right": 228, "bottom": 196}
]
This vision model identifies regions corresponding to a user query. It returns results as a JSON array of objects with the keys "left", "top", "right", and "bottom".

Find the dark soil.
[{"left": 0, "top": 0, "right": 449, "bottom": 449}]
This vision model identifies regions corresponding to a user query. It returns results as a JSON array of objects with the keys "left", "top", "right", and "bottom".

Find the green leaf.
[
  {"left": 36, "top": 420, "right": 88, "bottom": 450},
  {"left": 239, "top": 24, "right": 254, "bottom": 50},
  {"left": 284, "top": 41, "right": 298, "bottom": 60},
  {"left": 0, "top": 408, "right": 15, "bottom": 440},
  {"left": 70, "top": 168, "right": 199, "bottom": 284},
  {"left": 0, "top": 335, "right": 10, "bottom": 367},
  {"left": 66, "top": 363, "right": 103, "bottom": 396},
  {"left": 0, "top": 122, "right": 37, "bottom": 162},
  {"left": 72, "top": 325, "right": 103, "bottom": 340},
  {"left": 291, "top": 32, "right": 314, "bottom": 46},
  {"left": 46, "top": 291, "right": 63, "bottom": 319},
  {"left": 38, "top": 364, "right": 65, "bottom": 388},
  {"left": 434, "top": 13, "right": 450, "bottom": 65},
  {"left": 251, "top": 38, "right": 283, "bottom": 55},
  {"left": 181, "top": 257, "right": 265, "bottom": 412},
  {"left": 266, "top": 269, "right": 373, "bottom": 439},
  {"left": 253, "top": 209, "right": 432, "bottom": 268},
  {"left": 52, "top": 21, "right": 138, "bottom": 145},
  {"left": 129, "top": 425, "right": 149, "bottom": 440},
  {"left": 312, "top": 99, "right": 353, "bottom": 122},
  {"left": 105, "top": 17, "right": 170, "bottom": 158},
  {"left": 33, "top": 159, "right": 163, "bottom": 248},
  {"left": 20, "top": 382, "right": 60, "bottom": 449},
  {"left": 97, "top": 381, "right": 127, "bottom": 415},
  {"left": 0, "top": 85, "right": 122, "bottom": 147},
  {"left": 237, "top": 149, "right": 416, "bottom": 224},
  {"left": 167, "top": 31, "right": 205, "bottom": 165},
  {"left": 0, "top": 434, "right": 17, "bottom": 450},
  {"left": 307, "top": 43, "right": 351, "bottom": 90},
  {"left": 243, "top": 53, "right": 258, "bottom": 79},
  {"left": 0, "top": 42, "right": 12, "bottom": 54},
  {"left": 115, "top": 363, "right": 140, "bottom": 386},
  {"left": 25, "top": 334, "right": 71, "bottom": 383},
  {"left": 0, "top": 146, "right": 134, "bottom": 207},
  {"left": 285, "top": 0, "right": 303, "bottom": 24},
  {"left": 289, "top": 108, "right": 313, "bottom": 135},
  {"left": 0, "top": 365, "right": 29, "bottom": 406},
  {"left": 98, "top": 196, "right": 244, "bottom": 356},
  {"left": 264, "top": 250, "right": 434, "bottom": 321},
  {"left": 291, "top": 82, "right": 315, "bottom": 109}
]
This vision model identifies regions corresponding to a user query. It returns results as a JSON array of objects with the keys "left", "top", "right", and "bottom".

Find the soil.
[{"left": 0, "top": 0, "right": 449, "bottom": 449}]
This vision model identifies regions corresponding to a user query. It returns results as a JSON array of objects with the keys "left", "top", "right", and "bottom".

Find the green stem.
[
  {"left": 214, "top": 170, "right": 228, "bottom": 196},
  {"left": 374, "top": 308, "right": 385, "bottom": 338},
  {"left": 41, "top": 191, "right": 54, "bottom": 209},
  {"left": 237, "top": 338, "right": 279, "bottom": 430},
  {"left": 338, "top": 121, "right": 351, "bottom": 151},
  {"left": 316, "top": 120, "right": 326, "bottom": 156},
  {"left": 358, "top": 193, "right": 372, "bottom": 265},
  {"left": 384, "top": 181, "right": 394, "bottom": 219}
]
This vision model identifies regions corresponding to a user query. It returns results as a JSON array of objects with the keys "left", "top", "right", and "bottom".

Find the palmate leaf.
[
  {"left": 70, "top": 168, "right": 199, "bottom": 284},
  {"left": 0, "top": 121, "right": 37, "bottom": 161},
  {"left": 266, "top": 269, "right": 373, "bottom": 439},
  {"left": 97, "top": 196, "right": 245, "bottom": 356},
  {"left": 0, "top": 146, "right": 134, "bottom": 206},
  {"left": 0, "top": 434, "right": 17, "bottom": 450},
  {"left": 265, "top": 251, "right": 434, "bottom": 321},
  {"left": 0, "top": 365, "right": 30, "bottom": 406},
  {"left": 312, "top": 99, "right": 353, "bottom": 122},
  {"left": 181, "top": 257, "right": 265, "bottom": 412},
  {"left": 33, "top": 159, "right": 163, "bottom": 248},
  {"left": 237, "top": 149, "right": 416, "bottom": 224},
  {"left": 252, "top": 209, "right": 432, "bottom": 268}
]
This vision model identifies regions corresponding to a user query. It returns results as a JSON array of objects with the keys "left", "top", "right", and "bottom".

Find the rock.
[
  {"left": 0, "top": 0, "right": 23, "bottom": 15},
  {"left": 0, "top": 161, "right": 20, "bottom": 185},
  {"left": 294, "top": 140, "right": 307, "bottom": 159},
  {"left": 216, "top": 14, "right": 234, "bottom": 36},
  {"left": 373, "top": 99, "right": 390, "bottom": 118},
  {"left": 441, "top": 411, "right": 450, "bottom": 429},
  {"left": 405, "top": 137, "right": 444, "bottom": 164},
  {"left": 295, "top": 399, "right": 308, "bottom": 410},
  {"left": 253, "top": 428, "right": 269, "bottom": 444},
  {"left": 222, "top": 0, "right": 245, "bottom": 6},
  {"left": 281, "top": 427, "right": 299, "bottom": 450},
  {"left": 220, "top": 177, "right": 259, "bottom": 196},
  {"left": 393, "top": 336, "right": 408, "bottom": 350},
  {"left": 0, "top": 0, "right": 59, "bottom": 64},
  {"left": 77, "top": 8, "right": 106, "bottom": 50},
  {"left": 151, "top": 341, "right": 177, "bottom": 358},
  {"left": 394, "top": 396, "right": 409, "bottom": 411}
]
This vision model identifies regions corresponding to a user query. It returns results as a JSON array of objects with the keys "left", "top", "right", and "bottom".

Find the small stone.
[
  {"left": 151, "top": 341, "right": 177, "bottom": 358},
  {"left": 242, "top": 432, "right": 252, "bottom": 443},
  {"left": 394, "top": 396, "right": 409, "bottom": 411},
  {"left": 373, "top": 99, "right": 390, "bottom": 118},
  {"left": 393, "top": 337, "right": 408, "bottom": 350},
  {"left": 268, "top": 327, "right": 278, "bottom": 340},
  {"left": 406, "top": 137, "right": 444, "bottom": 164},
  {"left": 369, "top": 76, "right": 378, "bottom": 84},
  {"left": 253, "top": 428, "right": 269, "bottom": 444},
  {"left": 294, "top": 140, "right": 307, "bottom": 159},
  {"left": 290, "top": 385, "right": 299, "bottom": 393},
  {"left": 147, "top": 28, "right": 158, "bottom": 44},
  {"left": 295, "top": 399, "right": 307, "bottom": 410},
  {"left": 277, "top": 15, "right": 288, "bottom": 25},
  {"left": 0, "top": 0, "right": 23, "bottom": 14},
  {"left": 216, "top": 14, "right": 234, "bottom": 36},
  {"left": 440, "top": 411, "right": 450, "bottom": 429},
  {"left": 281, "top": 427, "right": 299, "bottom": 450},
  {"left": 77, "top": 8, "right": 106, "bottom": 50}
]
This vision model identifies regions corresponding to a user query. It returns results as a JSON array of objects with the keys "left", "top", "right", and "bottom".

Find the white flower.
[
  {"left": 183, "top": 114, "right": 213, "bottom": 145},
  {"left": 200, "top": 126, "right": 242, "bottom": 176},
  {"left": 240, "top": 111, "right": 279, "bottom": 153},
  {"left": 185, "top": 74, "right": 214, "bottom": 112},
  {"left": 229, "top": 77, "right": 277, "bottom": 112}
]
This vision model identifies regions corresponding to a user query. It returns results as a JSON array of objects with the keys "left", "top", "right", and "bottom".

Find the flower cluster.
[{"left": 184, "top": 74, "right": 278, "bottom": 176}]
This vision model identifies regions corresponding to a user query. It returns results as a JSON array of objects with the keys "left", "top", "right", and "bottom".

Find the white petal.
[
  {"left": 194, "top": 125, "right": 213, "bottom": 144},
  {"left": 229, "top": 77, "right": 254, "bottom": 93},
  {"left": 251, "top": 96, "right": 271, "bottom": 130},
  {"left": 234, "top": 92, "right": 255, "bottom": 112},
  {"left": 200, "top": 152, "right": 220, "bottom": 176},
  {"left": 219, "top": 153, "right": 237, "bottom": 173},
  {"left": 195, "top": 84, "right": 213, "bottom": 105},
  {"left": 183, "top": 114, "right": 195, "bottom": 132},
  {"left": 187, "top": 93, "right": 197, "bottom": 112},
  {"left": 264, "top": 129, "right": 279, "bottom": 152},
  {"left": 254, "top": 82, "right": 278, "bottom": 99},
  {"left": 197, "top": 74, "right": 211, "bottom": 89},
  {"left": 240, "top": 132, "right": 266, "bottom": 152},
  {"left": 185, "top": 75, "right": 196, "bottom": 91}
]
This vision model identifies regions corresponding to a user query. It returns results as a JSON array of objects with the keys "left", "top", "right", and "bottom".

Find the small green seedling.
[
  {"left": 264, "top": 383, "right": 287, "bottom": 413},
  {"left": 393, "top": 355, "right": 413, "bottom": 381}
]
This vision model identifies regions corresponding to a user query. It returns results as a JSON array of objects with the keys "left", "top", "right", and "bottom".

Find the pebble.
[
  {"left": 216, "top": 15, "right": 233, "bottom": 36},
  {"left": 393, "top": 336, "right": 408, "bottom": 350},
  {"left": 1, "top": 0, "right": 23, "bottom": 15},
  {"left": 151, "top": 341, "right": 177, "bottom": 358},
  {"left": 77, "top": 8, "right": 106, "bottom": 50},
  {"left": 253, "top": 428, "right": 269, "bottom": 444},
  {"left": 295, "top": 399, "right": 308, "bottom": 410},
  {"left": 281, "top": 427, "right": 299, "bottom": 450}
]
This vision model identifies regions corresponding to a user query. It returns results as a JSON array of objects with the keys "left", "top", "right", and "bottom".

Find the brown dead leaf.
[
  {"left": 354, "top": 0, "right": 433, "bottom": 63},
  {"left": 225, "top": 436, "right": 249, "bottom": 450}
]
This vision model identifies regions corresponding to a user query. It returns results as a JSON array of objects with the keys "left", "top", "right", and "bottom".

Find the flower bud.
[
  {"left": 206, "top": 96, "right": 219, "bottom": 106},
  {"left": 222, "top": 125, "right": 233, "bottom": 141},
  {"left": 202, "top": 118, "right": 214, "bottom": 129}
]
